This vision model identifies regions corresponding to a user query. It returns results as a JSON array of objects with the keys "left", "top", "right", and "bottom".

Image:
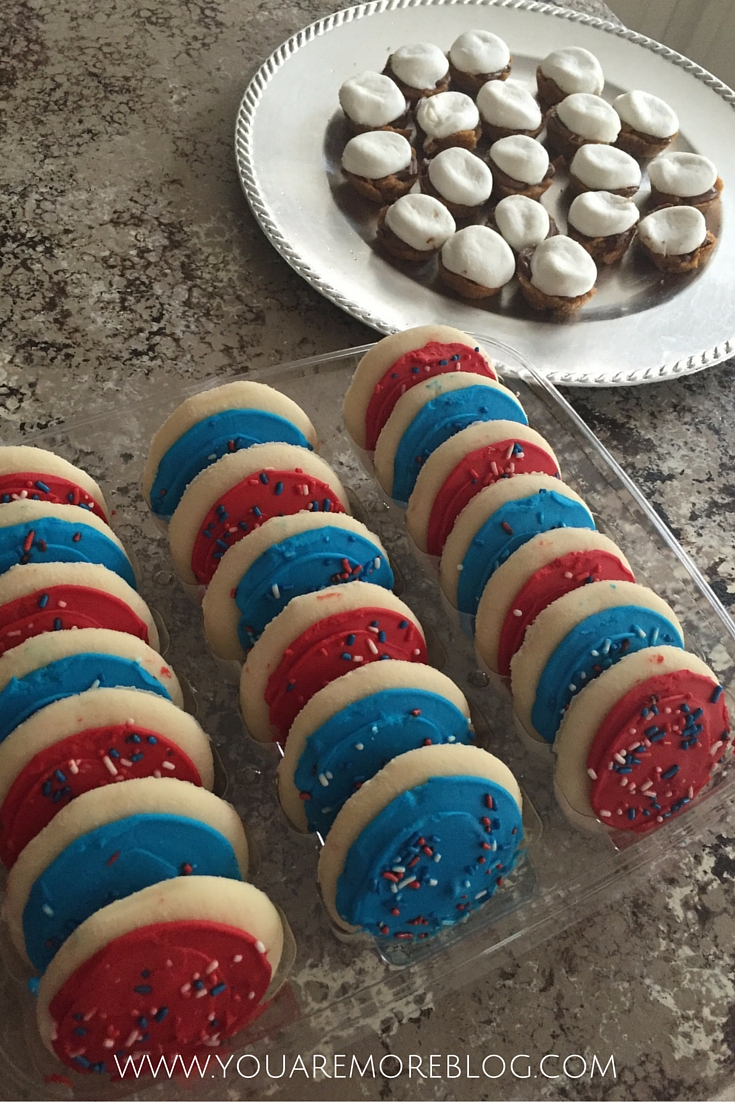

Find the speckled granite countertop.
[{"left": 3, "top": 1, "right": 735, "bottom": 1099}]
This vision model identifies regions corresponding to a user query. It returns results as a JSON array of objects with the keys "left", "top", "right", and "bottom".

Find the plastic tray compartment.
[{"left": 1, "top": 338, "right": 735, "bottom": 1100}]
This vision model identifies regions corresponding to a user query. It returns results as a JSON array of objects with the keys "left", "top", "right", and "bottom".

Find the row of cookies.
[
  {"left": 343, "top": 325, "right": 731, "bottom": 835},
  {"left": 144, "top": 380, "right": 527, "bottom": 943},
  {"left": 0, "top": 446, "right": 286, "bottom": 1074}
]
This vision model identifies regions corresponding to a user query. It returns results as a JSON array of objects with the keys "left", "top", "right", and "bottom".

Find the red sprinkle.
[
  {"left": 23, "top": 530, "right": 35, "bottom": 552},
  {"left": 106, "top": 851, "right": 120, "bottom": 866}
]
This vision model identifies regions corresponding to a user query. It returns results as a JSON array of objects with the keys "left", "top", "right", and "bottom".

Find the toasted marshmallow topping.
[
  {"left": 648, "top": 151, "right": 718, "bottom": 198},
  {"left": 339, "top": 71, "right": 407, "bottom": 127},
  {"left": 417, "top": 91, "right": 480, "bottom": 140},
  {"left": 540, "top": 47, "right": 604, "bottom": 95},
  {"left": 441, "top": 225, "right": 516, "bottom": 288},
  {"left": 638, "top": 206, "right": 706, "bottom": 256},
  {"left": 342, "top": 131, "right": 413, "bottom": 178},
  {"left": 490, "top": 134, "right": 549, "bottom": 185},
  {"left": 570, "top": 144, "right": 641, "bottom": 191},
  {"left": 428, "top": 147, "right": 493, "bottom": 206},
  {"left": 613, "top": 90, "right": 678, "bottom": 139},
  {"left": 449, "top": 30, "right": 510, "bottom": 75},
  {"left": 530, "top": 236, "right": 597, "bottom": 297},
  {"left": 557, "top": 93, "right": 621, "bottom": 143},
  {"left": 385, "top": 193, "right": 457, "bottom": 251},
  {"left": 477, "top": 79, "right": 543, "bottom": 131},
  {"left": 495, "top": 195, "right": 550, "bottom": 252},
  {"left": 568, "top": 191, "right": 639, "bottom": 237},
  {"left": 389, "top": 43, "right": 449, "bottom": 90}
]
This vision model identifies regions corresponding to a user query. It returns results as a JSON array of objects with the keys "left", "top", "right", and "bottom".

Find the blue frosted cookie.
[
  {"left": 278, "top": 660, "right": 474, "bottom": 833},
  {"left": 203, "top": 513, "right": 394, "bottom": 661},
  {"left": 5, "top": 777, "right": 249, "bottom": 971},
  {"left": 318, "top": 744, "right": 523, "bottom": 939},
  {"left": 142, "top": 381, "right": 318, "bottom": 519}
]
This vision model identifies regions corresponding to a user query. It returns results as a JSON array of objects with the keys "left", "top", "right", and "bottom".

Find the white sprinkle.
[
  {"left": 587, "top": 768, "right": 597, "bottom": 780},
  {"left": 91, "top": 679, "right": 101, "bottom": 689},
  {"left": 181, "top": 983, "right": 191, "bottom": 994},
  {"left": 162, "top": 761, "right": 176, "bottom": 771},
  {"left": 457, "top": 564, "right": 463, "bottom": 571},
  {"left": 617, "top": 808, "right": 623, "bottom": 815},
  {"left": 326, "top": 771, "right": 333, "bottom": 780},
  {"left": 398, "top": 876, "right": 416, "bottom": 890},
  {"left": 711, "top": 740, "right": 724, "bottom": 755},
  {"left": 120, "top": 758, "right": 133, "bottom": 768},
  {"left": 614, "top": 752, "right": 627, "bottom": 765},
  {"left": 487, "top": 840, "right": 497, "bottom": 851},
  {"left": 657, "top": 815, "right": 664, "bottom": 822},
  {"left": 255, "top": 941, "right": 266, "bottom": 954},
  {"left": 599, "top": 810, "right": 612, "bottom": 818},
  {"left": 374, "top": 558, "right": 381, "bottom": 570},
  {"left": 233, "top": 954, "right": 243, "bottom": 963},
  {"left": 620, "top": 778, "right": 628, "bottom": 787},
  {"left": 464, "top": 880, "right": 471, "bottom": 888},
  {"left": 206, "top": 960, "right": 219, "bottom": 974},
  {"left": 367, "top": 638, "right": 379, "bottom": 654},
  {"left": 568, "top": 684, "right": 576, "bottom": 693},
  {"left": 301, "top": 484, "right": 310, "bottom": 496},
  {"left": 688, "top": 787, "right": 694, "bottom": 799},
  {"left": 640, "top": 780, "right": 653, "bottom": 791},
  {"left": 125, "top": 1030, "right": 140, "bottom": 1047},
  {"left": 126, "top": 718, "right": 136, "bottom": 725},
  {"left": 318, "top": 773, "right": 329, "bottom": 787},
  {"left": 248, "top": 990, "right": 255, "bottom": 999},
  {"left": 5, "top": 630, "right": 20, "bottom": 638},
  {"left": 475, "top": 890, "right": 488, "bottom": 900},
  {"left": 429, "top": 879, "right": 438, "bottom": 886},
  {"left": 102, "top": 755, "right": 118, "bottom": 776},
  {"left": 563, "top": 571, "right": 574, "bottom": 579},
  {"left": 512, "top": 609, "right": 522, "bottom": 618},
  {"left": 355, "top": 743, "right": 364, "bottom": 751},
  {"left": 371, "top": 726, "right": 378, "bottom": 734},
  {"left": 392, "top": 866, "right": 405, "bottom": 874},
  {"left": 69, "top": 759, "right": 79, "bottom": 775},
  {"left": 447, "top": 735, "right": 456, "bottom": 743},
  {"left": 153, "top": 769, "right": 162, "bottom": 778},
  {"left": 368, "top": 625, "right": 379, "bottom": 634},
  {"left": 271, "top": 583, "right": 280, "bottom": 599},
  {"left": 390, "top": 884, "right": 398, "bottom": 893},
  {"left": 103, "top": 1038, "right": 115, "bottom": 1049},
  {"left": 57, "top": 600, "right": 67, "bottom": 609},
  {"left": 413, "top": 649, "right": 421, "bottom": 656},
  {"left": 580, "top": 671, "right": 587, "bottom": 680},
  {"left": 434, "top": 853, "right": 442, "bottom": 862},
  {"left": 353, "top": 654, "right": 363, "bottom": 662},
  {"left": 196, "top": 988, "right": 208, "bottom": 998},
  {"left": 591, "top": 650, "right": 599, "bottom": 657},
  {"left": 42, "top": 904, "right": 54, "bottom": 917}
]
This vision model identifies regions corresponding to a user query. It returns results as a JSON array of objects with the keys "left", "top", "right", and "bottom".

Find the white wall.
[{"left": 606, "top": 0, "right": 735, "bottom": 87}]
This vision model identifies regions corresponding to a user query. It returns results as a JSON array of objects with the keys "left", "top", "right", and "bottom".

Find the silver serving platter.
[{"left": 235, "top": 0, "right": 735, "bottom": 386}]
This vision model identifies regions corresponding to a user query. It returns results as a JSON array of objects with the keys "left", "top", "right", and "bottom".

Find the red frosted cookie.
[
  {"left": 405, "top": 421, "right": 560, "bottom": 555},
  {"left": 0, "top": 446, "right": 109, "bottom": 521},
  {"left": 474, "top": 529, "right": 634, "bottom": 676},
  {"left": 342, "top": 325, "right": 497, "bottom": 451},
  {"left": 0, "top": 687, "right": 214, "bottom": 867},
  {"left": 168, "top": 444, "right": 350, "bottom": 587},
  {"left": 554, "top": 647, "right": 730, "bottom": 833},
  {"left": 37, "top": 877, "right": 284, "bottom": 1075},
  {"left": 0, "top": 561, "right": 159, "bottom": 655},
  {"left": 239, "top": 581, "right": 426, "bottom": 744}
]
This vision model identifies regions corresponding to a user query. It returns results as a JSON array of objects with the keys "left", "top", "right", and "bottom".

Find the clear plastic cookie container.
[{"left": 1, "top": 337, "right": 734, "bottom": 1100}]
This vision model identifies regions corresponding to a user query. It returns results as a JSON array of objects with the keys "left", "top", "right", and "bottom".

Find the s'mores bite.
[
  {"left": 477, "top": 80, "right": 543, "bottom": 144},
  {"left": 546, "top": 93, "right": 621, "bottom": 161},
  {"left": 384, "top": 43, "right": 450, "bottom": 102},
  {"left": 439, "top": 225, "right": 516, "bottom": 300},
  {"left": 488, "top": 135, "right": 554, "bottom": 200},
  {"left": 342, "top": 131, "right": 417, "bottom": 204},
  {"left": 447, "top": 30, "right": 512, "bottom": 95},
  {"left": 568, "top": 143, "right": 641, "bottom": 197},
  {"left": 536, "top": 47, "right": 604, "bottom": 109},
  {"left": 419, "top": 147, "right": 493, "bottom": 218},
  {"left": 638, "top": 206, "right": 716, "bottom": 273},
  {"left": 339, "top": 71, "right": 410, "bottom": 134},
  {"left": 613, "top": 90, "right": 679, "bottom": 158},
  {"left": 377, "top": 194, "right": 457, "bottom": 262},
  {"left": 415, "top": 91, "right": 481, "bottom": 155},
  {"left": 493, "top": 195, "right": 555, "bottom": 254},
  {"left": 517, "top": 236, "right": 598, "bottom": 315},
  {"left": 567, "top": 191, "right": 640, "bottom": 265},
  {"left": 648, "top": 152, "right": 723, "bottom": 214}
]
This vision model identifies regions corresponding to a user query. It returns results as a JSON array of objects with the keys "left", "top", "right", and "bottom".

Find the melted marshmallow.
[
  {"left": 477, "top": 79, "right": 542, "bottom": 131},
  {"left": 449, "top": 30, "right": 510, "bottom": 75},
  {"left": 441, "top": 225, "right": 515, "bottom": 288},
  {"left": 339, "top": 72, "right": 407, "bottom": 128},
  {"left": 568, "top": 191, "right": 639, "bottom": 237},
  {"left": 530, "top": 236, "right": 597, "bottom": 297},
  {"left": 385, "top": 193, "right": 457, "bottom": 251},
  {"left": 648, "top": 152, "right": 718, "bottom": 198},
  {"left": 389, "top": 43, "right": 449, "bottom": 90},
  {"left": 540, "top": 47, "right": 604, "bottom": 95},
  {"left": 342, "top": 131, "right": 413, "bottom": 179},
  {"left": 557, "top": 93, "right": 621, "bottom": 143},
  {"left": 570, "top": 144, "right": 641, "bottom": 191},
  {"left": 494, "top": 195, "right": 550, "bottom": 252},
  {"left": 490, "top": 135, "right": 549, "bottom": 185},
  {"left": 638, "top": 206, "right": 706, "bottom": 256},
  {"left": 613, "top": 90, "right": 678, "bottom": 139},
  {"left": 428, "top": 147, "right": 493, "bottom": 206},
  {"left": 417, "top": 91, "right": 479, "bottom": 140}
]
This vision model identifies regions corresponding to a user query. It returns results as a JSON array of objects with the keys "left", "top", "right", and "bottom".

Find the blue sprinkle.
[
  {"left": 216, "top": 504, "right": 226, "bottom": 515},
  {"left": 649, "top": 731, "right": 666, "bottom": 742},
  {"left": 259, "top": 472, "right": 269, "bottom": 484},
  {"left": 439, "top": 360, "right": 448, "bottom": 366},
  {"left": 38, "top": 593, "right": 49, "bottom": 608},
  {"left": 661, "top": 764, "right": 679, "bottom": 779},
  {"left": 203, "top": 529, "right": 213, "bottom": 538},
  {"left": 618, "top": 767, "right": 632, "bottom": 774},
  {"left": 641, "top": 707, "right": 650, "bottom": 718},
  {"left": 140, "top": 1033, "right": 150, "bottom": 1042},
  {"left": 692, "top": 708, "right": 704, "bottom": 720},
  {"left": 210, "top": 983, "right": 226, "bottom": 996},
  {"left": 341, "top": 652, "right": 352, "bottom": 661},
  {"left": 711, "top": 685, "right": 723, "bottom": 703},
  {"left": 134, "top": 985, "right": 152, "bottom": 994},
  {"left": 379, "top": 655, "right": 391, "bottom": 660},
  {"left": 193, "top": 980, "right": 205, "bottom": 991},
  {"left": 138, "top": 1017, "right": 148, "bottom": 1028},
  {"left": 379, "top": 631, "right": 387, "bottom": 643},
  {"left": 346, "top": 634, "right": 356, "bottom": 645},
  {"left": 73, "top": 1056, "right": 91, "bottom": 1069},
  {"left": 371, "top": 620, "right": 379, "bottom": 627},
  {"left": 155, "top": 1006, "right": 169, "bottom": 1022},
  {"left": 285, "top": 682, "right": 294, "bottom": 691},
  {"left": 73, "top": 1013, "right": 84, "bottom": 1021},
  {"left": 398, "top": 620, "right": 408, "bottom": 629},
  {"left": 651, "top": 704, "right": 659, "bottom": 714},
  {"left": 141, "top": 969, "right": 150, "bottom": 978},
  {"left": 216, "top": 539, "right": 229, "bottom": 550},
  {"left": 27, "top": 976, "right": 40, "bottom": 995},
  {"left": 54, "top": 618, "right": 62, "bottom": 630},
  {"left": 323, "top": 498, "right": 331, "bottom": 511},
  {"left": 627, "top": 808, "right": 636, "bottom": 820},
  {"left": 35, "top": 481, "right": 50, "bottom": 493},
  {"left": 42, "top": 780, "right": 52, "bottom": 796},
  {"left": 147, "top": 736, "right": 158, "bottom": 744},
  {"left": 681, "top": 703, "right": 690, "bottom": 713},
  {"left": 130, "top": 752, "right": 144, "bottom": 762},
  {"left": 92, "top": 1063, "right": 106, "bottom": 1074},
  {"left": 74, "top": 1027, "right": 87, "bottom": 1037},
  {"left": 275, "top": 482, "right": 283, "bottom": 495},
  {"left": 52, "top": 790, "right": 64, "bottom": 803},
  {"left": 55, "top": 769, "right": 66, "bottom": 782},
  {"left": 127, "top": 734, "right": 141, "bottom": 743},
  {"left": 310, "top": 500, "right": 319, "bottom": 511},
  {"left": 108, "top": 748, "right": 119, "bottom": 759}
]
